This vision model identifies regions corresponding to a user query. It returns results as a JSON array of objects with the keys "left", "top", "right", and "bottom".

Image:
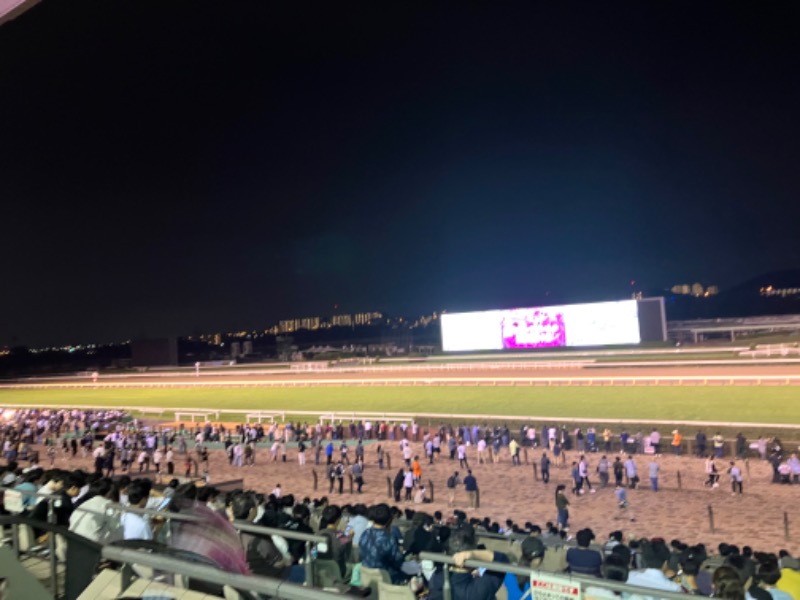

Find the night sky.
[{"left": 2, "top": 2, "right": 799, "bottom": 347}]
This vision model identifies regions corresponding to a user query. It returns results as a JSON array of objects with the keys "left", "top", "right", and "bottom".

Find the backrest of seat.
[
  {"left": 3, "top": 490, "right": 25, "bottom": 514},
  {"left": 378, "top": 580, "right": 415, "bottom": 600},
  {"left": 360, "top": 565, "right": 391, "bottom": 595},
  {"left": 313, "top": 558, "right": 344, "bottom": 588},
  {"left": 17, "top": 523, "right": 36, "bottom": 552},
  {"left": 495, "top": 582, "right": 509, "bottom": 600},
  {"left": 540, "top": 545, "right": 568, "bottom": 573}
]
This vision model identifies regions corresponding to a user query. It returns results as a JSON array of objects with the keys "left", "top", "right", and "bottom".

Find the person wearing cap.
[
  {"left": 566, "top": 528, "right": 603, "bottom": 576},
  {"left": 671, "top": 430, "right": 683, "bottom": 456},
  {"left": 504, "top": 537, "right": 545, "bottom": 600}
]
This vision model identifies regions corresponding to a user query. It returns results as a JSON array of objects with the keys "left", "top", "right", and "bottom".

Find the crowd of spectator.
[
  {"left": 3, "top": 455, "right": 800, "bottom": 600},
  {"left": 3, "top": 408, "right": 800, "bottom": 599}
]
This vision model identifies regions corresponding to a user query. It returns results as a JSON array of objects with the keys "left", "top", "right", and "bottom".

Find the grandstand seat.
[
  {"left": 107, "top": 538, "right": 232, "bottom": 595},
  {"left": 480, "top": 537, "right": 517, "bottom": 560},
  {"left": 378, "top": 580, "right": 416, "bottom": 600},
  {"left": 313, "top": 558, "right": 346, "bottom": 588},
  {"left": 495, "top": 583, "right": 508, "bottom": 600},
  {"left": 16, "top": 522, "right": 42, "bottom": 553},
  {"left": 310, "top": 512, "right": 323, "bottom": 533},
  {"left": 2, "top": 490, "right": 25, "bottom": 514},
  {"left": 76, "top": 568, "right": 124, "bottom": 600},
  {"left": 120, "top": 576, "right": 216, "bottom": 599},
  {"left": 540, "top": 545, "right": 568, "bottom": 573},
  {"left": 360, "top": 565, "right": 391, "bottom": 596}
]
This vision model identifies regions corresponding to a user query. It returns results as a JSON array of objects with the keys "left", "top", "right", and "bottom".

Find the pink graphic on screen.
[{"left": 500, "top": 309, "right": 567, "bottom": 348}]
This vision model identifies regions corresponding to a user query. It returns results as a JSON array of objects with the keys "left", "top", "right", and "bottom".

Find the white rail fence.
[
  {"left": 2, "top": 403, "right": 800, "bottom": 431},
  {"left": 2, "top": 373, "right": 800, "bottom": 390}
]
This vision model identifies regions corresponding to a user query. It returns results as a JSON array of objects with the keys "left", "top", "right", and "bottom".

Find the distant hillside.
[
  {"left": 727, "top": 268, "right": 800, "bottom": 294},
  {"left": 663, "top": 268, "right": 800, "bottom": 320}
]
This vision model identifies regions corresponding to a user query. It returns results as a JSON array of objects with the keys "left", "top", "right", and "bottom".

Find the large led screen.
[{"left": 441, "top": 300, "right": 641, "bottom": 352}]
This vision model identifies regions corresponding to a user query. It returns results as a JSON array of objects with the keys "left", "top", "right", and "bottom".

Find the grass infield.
[{"left": 0, "top": 385, "right": 798, "bottom": 426}]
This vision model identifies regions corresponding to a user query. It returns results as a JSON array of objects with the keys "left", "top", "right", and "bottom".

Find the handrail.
[
  {"left": 418, "top": 551, "right": 690, "bottom": 600},
  {"left": 1, "top": 490, "right": 327, "bottom": 545},
  {"left": 0, "top": 512, "right": 103, "bottom": 600},
  {"left": 2, "top": 489, "right": 328, "bottom": 593},
  {"left": 232, "top": 521, "right": 327, "bottom": 544},
  {"left": 100, "top": 545, "right": 342, "bottom": 599},
  {"left": 1, "top": 488, "right": 333, "bottom": 593}
]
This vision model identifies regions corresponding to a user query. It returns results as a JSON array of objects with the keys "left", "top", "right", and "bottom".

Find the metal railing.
[
  {"left": 1, "top": 487, "right": 332, "bottom": 594},
  {"left": 102, "top": 544, "right": 342, "bottom": 599},
  {"left": 418, "top": 551, "right": 690, "bottom": 600},
  {"left": 1, "top": 486, "right": 70, "bottom": 596}
]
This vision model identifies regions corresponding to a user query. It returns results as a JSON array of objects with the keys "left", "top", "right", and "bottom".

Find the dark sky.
[{"left": 2, "top": 1, "right": 800, "bottom": 347}]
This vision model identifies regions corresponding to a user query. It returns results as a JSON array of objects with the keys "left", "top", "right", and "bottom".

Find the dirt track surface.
[{"left": 44, "top": 438, "right": 800, "bottom": 555}]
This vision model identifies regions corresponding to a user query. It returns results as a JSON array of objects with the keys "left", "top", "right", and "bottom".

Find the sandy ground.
[{"left": 43, "top": 438, "right": 800, "bottom": 555}]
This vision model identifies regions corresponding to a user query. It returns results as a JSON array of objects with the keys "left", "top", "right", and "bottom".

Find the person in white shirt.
[
  {"left": 344, "top": 504, "right": 370, "bottom": 547},
  {"left": 403, "top": 444, "right": 413, "bottom": 466},
  {"left": 626, "top": 540, "right": 682, "bottom": 600},
  {"left": 153, "top": 449, "right": 163, "bottom": 474},
  {"left": 728, "top": 461, "right": 743, "bottom": 495},
  {"left": 165, "top": 448, "right": 174, "bottom": 475},
  {"left": 457, "top": 443, "right": 468, "bottom": 468},
  {"left": 69, "top": 478, "right": 121, "bottom": 543},
  {"left": 137, "top": 450, "right": 149, "bottom": 473},
  {"left": 476, "top": 438, "right": 487, "bottom": 464},
  {"left": 121, "top": 480, "right": 153, "bottom": 541}
]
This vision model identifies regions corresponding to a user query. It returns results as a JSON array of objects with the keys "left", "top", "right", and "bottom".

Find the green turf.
[{"left": 1, "top": 385, "right": 799, "bottom": 425}]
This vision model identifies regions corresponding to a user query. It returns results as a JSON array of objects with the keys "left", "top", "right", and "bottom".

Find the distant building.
[
  {"left": 299, "top": 316, "right": 320, "bottom": 330},
  {"left": 760, "top": 285, "right": 800, "bottom": 298},
  {"left": 279, "top": 319, "right": 299, "bottom": 333},
  {"left": 354, "top": 311, "right": 382, "bottom": 326},
  {"left": 671, "top": 283, "right": 717, "bottom": 297},
  {"left": 131, "top": 338, "right": 178, "bottom": 367},
  {"left": 331, "top": 314, "right": 353, "bottom": 327},
  {"left": 671, "top": 284, "right": 691, "bottom": 295}
]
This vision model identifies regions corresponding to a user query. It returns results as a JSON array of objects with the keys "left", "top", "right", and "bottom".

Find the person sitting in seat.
[
  {"left": 427, "top": 524, "right": 510, "bottom": 600},
  {"left": 318, "top": 504, "right": 352, "bottom": 579},
  {"left": 359, "top": 503, "right": 408, "bottom": 584}
]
